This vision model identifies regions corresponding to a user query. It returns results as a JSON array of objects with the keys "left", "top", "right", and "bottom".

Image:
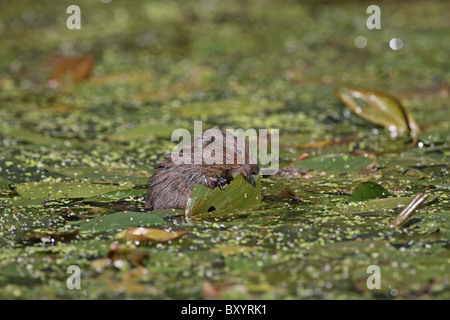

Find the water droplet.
[
  {"left": 354, "top": 36, "right": 367, "bottom": 48},
  {"left": 389, "top": 38, "right": 403, "bottom": 50}
]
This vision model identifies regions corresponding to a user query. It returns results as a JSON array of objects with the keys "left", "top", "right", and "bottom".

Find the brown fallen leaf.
[
  {"left": 106, "top": 243, "right": 149, "bottom": 267},
  {"left": 90, "top": 243, "right": 148, "bottom": 273},
  {"left": 115, "top": 227, "right": 189, "bottom": 244},
  {"left": 47, "top": 55, "right": 94, "bottom": 89}
]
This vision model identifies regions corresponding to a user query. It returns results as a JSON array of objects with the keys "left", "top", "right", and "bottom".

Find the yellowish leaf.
[{"left": 115, "top": 227, "right": 189, "bottom": 244}]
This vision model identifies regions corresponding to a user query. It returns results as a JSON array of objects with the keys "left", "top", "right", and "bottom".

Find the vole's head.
[{"left": 199, "top": 129, "right": 260, "bottom": 186}]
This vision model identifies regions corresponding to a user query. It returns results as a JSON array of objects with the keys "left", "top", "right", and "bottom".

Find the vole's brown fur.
[{"left": 145, "top": 130, "right": 259, "bottom": 210}]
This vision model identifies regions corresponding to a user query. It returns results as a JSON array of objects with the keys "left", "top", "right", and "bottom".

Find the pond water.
[{"left": 0, "top": 0, "right": 449, "bottom": 299}]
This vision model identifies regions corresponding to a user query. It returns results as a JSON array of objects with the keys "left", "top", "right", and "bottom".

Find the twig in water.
[{"left": 391, "top": 193, "right": 429, "bottom": 228}]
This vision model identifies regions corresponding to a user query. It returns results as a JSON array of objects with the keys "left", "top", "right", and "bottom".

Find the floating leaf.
[
  {"left": 293, "top": 154, "right": 374, "bottom": 173},
  {"left": 4, "top": 182, "right": 126, "bottom": 207},
  {"left": 106, "top": 243, "right": 148, "bottom": 267},
  {"left": 334, "top": 87, "right": 421, "bottom": 139},
  {"left": 185, "top": 173, "right": 261, "bottom": 216},
  {"left": 350, "top": 181, "right": 392, "bottom": 202},
  {"left": 115, "top": 227, "right": 189, "bottom": 244},
  {"left": 78, "top": 212, "right": 164, "bottom": 233}
]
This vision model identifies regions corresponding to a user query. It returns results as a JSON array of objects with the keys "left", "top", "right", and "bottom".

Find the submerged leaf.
[
  {"left": 334, "top": 87, "right": 421, "bottom": 139},
  {"left": 185, "top": 173, "right": 261, "bottom": 216},
  {"left": 350, "top": 181, "right": 392, "bottom": 202}
]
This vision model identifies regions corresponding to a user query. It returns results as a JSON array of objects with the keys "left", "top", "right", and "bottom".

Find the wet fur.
[{"left": 145, "top": 130, "right": 259, "bottom": 210}]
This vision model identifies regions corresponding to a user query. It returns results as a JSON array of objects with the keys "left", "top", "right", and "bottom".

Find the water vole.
[{"left": 145, "top": 129, "right": 259, "bottom": 210}]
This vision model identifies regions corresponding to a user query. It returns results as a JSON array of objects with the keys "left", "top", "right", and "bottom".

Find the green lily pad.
[
  {"left": 185, "top": 173, "right": 262, "bottom": 216},
  {"left": 15, "top": 181, "right": 124, "bottom": 199},
  {"left": 115, "top": 227, "right": 189, "bottom": 244},
  {"left": 78, "top": 212, "right": 164, "bottom": 233},
  {"left": 293, "top": 154, "right": 374, "bottom": 173},
  {"left": 350, "top": 181, "right": 392, "bottom": 202},
  {"left": 4, "top": 182, "right": 126, "bottom": 207},
  {"left": 334, "top": 88, "right": 421, "bottom": 139}
]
